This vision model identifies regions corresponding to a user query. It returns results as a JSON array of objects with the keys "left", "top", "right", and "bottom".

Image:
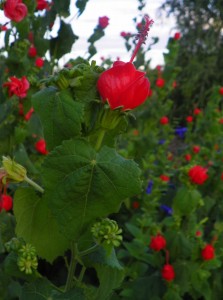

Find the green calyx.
[
  {"left": 98, "top": 106, "right": 124, "bottom": 131},
  {"left": 2, "top": 156, "right": 27, "bottom": 183}
]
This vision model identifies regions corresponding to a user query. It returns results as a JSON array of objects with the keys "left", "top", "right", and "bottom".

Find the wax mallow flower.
[
  {"left": 97, "top": 15, "right": 153, "bottom": 111},
  {"left": 188, "top": 165, "right": 208, "bottom": 185},
  {"left": 0, "top": 194, "right": 13, "bottom": 212},
  {"left": 150, "top": 234, "right": 166, "bottom": 251},
  {"left": 201, "top": 244, "right": 215, "bottom": 260},
  {"left": 98, "top": 16, "right": 109, "bottom": 29},
  {"left": 161, "top": 264, "right": 175, "bottom": 281},
  {"left": 3, "top": 0, "right": 28, "bottom": 22},
  {"left": 35, "top": 139, "right": 48, "bottom": 155},
  {"left": 3, "top": 76, "right": 30, "bottom": 98}
]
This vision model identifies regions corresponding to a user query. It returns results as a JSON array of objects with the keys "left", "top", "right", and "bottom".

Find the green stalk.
[
  {"left": 79, "top": 244, "right": 99, "bottom": 257},
  {"left": 78, "top": 265, "right": 86, "bottom": 283},
  {"left": 65, "top": 242, "right": 77, "bottom": 292},
  {"left": 24, "top": 176, "right": 44, "bottom": 193},
  {"left": 95, "top": 129, "right": 106, "bottom": 151}
]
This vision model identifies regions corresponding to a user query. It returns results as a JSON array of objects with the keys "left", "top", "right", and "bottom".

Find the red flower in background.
[
  {"left": 185, "top": 154, "right": 191, "bottom": 162},
  {"left": 35, "top": 57, "right": 44, "bottom": 68},
  {"left": 3, "top": 0, "right": 28, "bottom": 22},
  {"left": 160, "top": 116, "right": 169, "bottom": 125},
  {"left": 186, "top": 115, "right": 193, "bottom": 123},
  {"left": 36, "top": 0, "right": 51, "bottom": 11},
  {"left": 160, "top": 175, "right": 170, "bottom": 182},
  {"left": 1, "top": 25, "right": 8, "bottom": 31},
  {"left": 3, "top": 76, "right": 30, "bottom": 98},
  {"left": 35, "top": 139, "right": 48, "bottom": 155},
  {"left": 150, "top": 234, "right": 166, "bottom": 251},
  {"left": 28, "top": 46, "right": 37, "bottom": 57},
  {"left": 219, "top": 87, "right": 223, "bottom": 95},
  {"left": 24, "top": 107, "right": 34, "bottom": 121},
  {"left": 193, "top": 108, "right": 202, "bottom": 115},
  {"left": 161, "top": 264, "right": 175, "bottom": 281},
  {"left": 173, "top": 32, "right": 181, "bottom": 40},
  {"left": 201, "top": 244, "right": 215, "bottom": 260},
  {"left": 0, "top": 195, "right": 13, "bottom": 212},
  {"left": 98, "top": 16, "right": 109, "bottom": 29},
  {"left": 188, "top": 165, "right": 208, "bottom": 185},
  {"left": 193, "top": 145, "right": 200, "bottom": 154},
  {"left": 132, "top": 201, "right": 140, "bottom": 209},
  {"left": 156, "top": 78, "right": 165, "bottom": 88},
  {"left": 97, "top": 15, "right": 153, "bottom": 111}
]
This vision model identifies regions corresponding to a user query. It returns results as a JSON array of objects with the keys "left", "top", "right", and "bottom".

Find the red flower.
[
  {"left": 173, "top": 32, "right": 181, "bottom": 40},
  {"left": 219, "top": 118, "right": 223, "bottom": 124},
  {"left": 196, "top": 231, "right": 202, "bottom": 237},
  {"left": 132, "top": 201, "right": 140, "bottom": 209},
  {"left": 35, "top": 139, "right": 48, "bottom": 155},
  {"left": 201, "top": 244, "right": 215, "bottom": 260},
  {"left": 172, "top": 81, "right": 177, "bottom": 88},
  {"left": 36, "top": 0, "right": 51, "bottom": 11},
  {"left": 98, "top": 16, "right": 109, "bottom": 29},
  {"left": 184, "top": 154, "right": 191, "bottom": 162},
  {"left": 0, "top": 195, "right": 13, "bottom": 212},
  {"left": 160, "top": 116, "right": 169, "bottom": 125},
  {"left": 35, "top": 57, "right": 44, "bottom": 68},
  {"left": 97, "top": 15, "right": 153, "bottom": 111},
  {"left": 193, "top": 145, "right": 200, "bottom": 154},
  {"left": 156, "top": 78, "right": 165, "bottom": 88},
  {"left": 193, "top": 108, "right": 202, "bottom": 115},
  {"left": 160, "top": 175, "right": 170, "bottom": 182},
  {"left": 148, "top": 89, "right": 153, "bottom": 97},
  {"left": 186, "top": 115, "right": 193, "bottom": 123},
  {"left": 219, "top": 87, "right": 223, "bottom": 95},
  {"left": 221, "top": 173, "right": 223, "bottom": 181},
  {"left": 161, "top": 264, "right": 175, "bottom": 281},
  {"left": 188, "top": 165, "right": 208, "bottom": 185},
  {"left": 3, "top": 76, "right": 30, "bottom": 98},
  {"left": 1, "top": 25, "right": 8, "bottom": 31},
  {"left": 150, "top": 234, "right": 166, "bottom": 251},
  {"left": 3, "top": 0, "right": 28, "bottom": 22},
  {"left": 120, "top": 31, "right": 131, "bottom": 38},
  {"left": 24, "top": 107, "right": 34, "bottom": 121},
  {"left": 28, "top": 46, "right": 37, "bottom": 57}
]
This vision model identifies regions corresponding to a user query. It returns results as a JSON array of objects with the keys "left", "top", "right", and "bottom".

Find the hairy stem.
[
  {"left": 65, "top": 242, "right": 77, "bottom": 292},
  {"left": 24, "top": 176, "right": 44, "bottom": 193}
]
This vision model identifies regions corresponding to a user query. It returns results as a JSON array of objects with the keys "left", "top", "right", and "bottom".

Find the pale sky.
[{"left": 0, "top": 0, "right": 177, "bottom": 68}]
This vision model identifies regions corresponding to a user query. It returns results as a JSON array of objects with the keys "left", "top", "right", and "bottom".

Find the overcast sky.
[{"left": 0, "top": 0, "right": 177, "bottom": 68}]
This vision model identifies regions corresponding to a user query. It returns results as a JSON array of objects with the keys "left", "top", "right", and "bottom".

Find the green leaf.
[
  {"left": 50, "top": 21, "right": 78, "bottom": 60},
  {"left": 75, "top": 0, "right": 90, "bottom": 16},
  {"left": 14, "top": 188, "right": 70, "bottom": 263},
  {"left": 173, "top": 186, "right": 202, "bottom": 216},
  {"left": 0, "top": 211, "right": 15, "bottom": 253},
  {"left": 42, "top": 138, "right": 142, "bottom": 240},
  {"left": 32, "top": 87, "right": 84, "bottom": 150}
]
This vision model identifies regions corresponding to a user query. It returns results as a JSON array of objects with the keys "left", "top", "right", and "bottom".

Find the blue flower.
[
  {"left": 160, "top": 204, "right": 173, "bottom": 216},
  {"left": 158, "top": 139, "right": 166, "bottom": 145},
  {"left": 146, "top": 180, "right": 153, "bottom": 194},
  {"left": 175, "top": 127, "right": 187, "bottom": 139}
]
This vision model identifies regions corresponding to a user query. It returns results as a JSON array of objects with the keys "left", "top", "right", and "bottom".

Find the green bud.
[
  {"left": 91, "top": 218, "right": 122, "bottom": 248},
  {"left": 5, "top": 237, "right": 25, "bottom": 253},
  {"left": 19, "top": 243, "right": 37, "bottom": 258},
  {"left": 17, "top": 256, "right": 38, "bottom": 274},
  {"left": 2, "top": 156, "right": 27, "bottom": 183}
]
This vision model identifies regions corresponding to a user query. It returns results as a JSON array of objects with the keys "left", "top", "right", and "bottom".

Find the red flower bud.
[
  {"left": 0, "top": 195, "right": 13, "bottom": 212},
  {"left": 160, "top": 175, "right": 170, "bottom": 182},
  {"left": 28, "top": 46, "right": 37, "bottom": 57},
  {"left": 193, "top": 108, "right": 202, "bottom": 115},
  {"left": 35, "top": 57, "right": 44, "bottom": 68},
  {"left": 161, "top": 264, "right": 175, "bottom": 281},
  {"left": 156, "top": 78, "right": 165, "bottom": 88},
  {"left": 160, "top": 116, "right": 169, "bottom": 125},
  {"left": 24, "top": 107, "right": 34, "bottom": 121},
  {"left": 132, "top": 201, "right": 140, "bottom": 209},
  {"left": 150, "top": 234, "right": 166, "bottom": 251},
  {"left": 35, "top": 139, "right": 48, "bottom": 155},
  {"left": 201, "top": 244, "right": 215, "bottom": 260},
  {"left": 188, "top": 165, "right": 208, "bottom": 185},
  {"left": 3, "top": 0, "right": 28, "bottom": 22},
  {"left": 193, "top": 145, "right": 200, "bottom": 154},
  {"left": 186, "top": 115, "right": 193, "bottom": 123},
  {"left": 219, "top": 87, "right": 223, "bottom": 95},
  {"left": 184, "top": 154, "right": 191, "bottom": 162},
  {"left": 98, "top": 16, "right": 109, "bottom": 29},
  {"left": 173, "top": 32, "right": 181, "bottom": 40}
]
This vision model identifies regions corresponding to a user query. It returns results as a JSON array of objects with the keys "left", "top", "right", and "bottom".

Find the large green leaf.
[
  {"left": 42, "top": 138, "right": 142, "bottom": 240},
  {"left": 14, "top": 188, "right": 70, "bottom": 263},
  {"left": 75, "top": 0, "right": 90, "bottom": 16},
  {"left": 32, "top": 87, "right": 84, "bottom": 150}
]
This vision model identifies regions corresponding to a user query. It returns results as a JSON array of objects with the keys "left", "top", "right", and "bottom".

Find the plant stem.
[
  {"left": 95, "top": 129, "right": 106, "bottom": 151},
  {"left": 65, "top": 242, "right": 77, "bottom": 292},
  {"left": 24, "top": 176, "right": 44, "bottom": 193},
  {"left": 79, "top": 244, "right": 99, "bottom": 257},
  {"left": 78, "top": 265, "right": 86, "bottom": 283}
]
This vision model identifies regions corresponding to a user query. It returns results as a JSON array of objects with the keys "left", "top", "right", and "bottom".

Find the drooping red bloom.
[
  {"left": 3, "top": 76, "right": 30, "bottom": 98},
  {"left": 219, "top": 87, "right": 223, "bottom": 95},
  {"left": 173, "top": 32, "right": 181, "bottom": 40},
  {"left": 193, "top": 108, "right": 202, "bottom": 115},
  {"left": 0, "top": 195, "right": 13, "bottom": 212},
  {"left": 186, "top": 115, "right": 193, "bottom": 123},
  {"left": 150, "top": 234, "right": 166, "bottom": 251},
  {"left": 160, "top": 116, "right": 169, "bottom": 125},
  {"left": 24, "top": 107, "right": 34, "bottom": 121},
  {"left": 35, "top": 57, "right": 44, "bottom": 68},
  {"left": 185, "top": 154, "right": 191, "bottom": 162},
  {"left": 193, "top": 145, "right": 200, "bottom": 154},
  {"left": 98, "top": 16, "right": 109, "bottom": 29},
  {"left": 160, "top": 175, "right": 170, "bottom": 182},
  {"left": 188, "top": 165, "right": 208, "bottom": 185},
  {"left": 97, "top": 15, "right": 153, "bottom": 111},
  {"left": 3, "top": 0, "right": 28, "bottom": 22},
  {"left": 161, "top": 264, "right": 175, "bottom": 281},
  {"left": 201, "top": 244, "right": 215, "bottom": 260},
  {"left": 36, "top": 0, "right": 51, "bottom": 11},
  {"left": 35, "top": 139, "right": 48, "bottom": 155},
  {"left": 156, "top": 78, "right": 165, "bottom": 88},
  {"left": 132, "top": 201, "right": 140, "bottom": 209},
  {"left": 28, "top": 46, "right": 37, "bottom": 57}
]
